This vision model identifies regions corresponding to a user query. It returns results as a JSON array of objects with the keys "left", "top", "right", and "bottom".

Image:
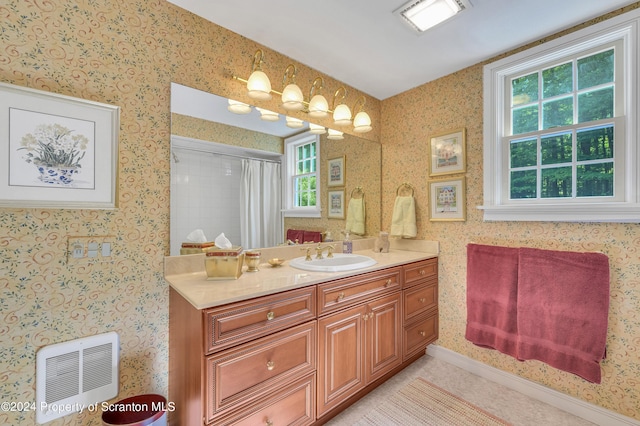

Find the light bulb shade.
[
  {"left": 327, "top": 129, "right": 344, "bottom": 140},
  {"left": 227, "top": 99, "right": 252, "bottom": 114},
  {"left": 308, "top": 94, "right": 329, "bottom": 118},
  {"left": 247, "top": 70, "right": 272, "bottom": 100},
  {"left": 281, "top": 84, "right": 304, "bottom": 110},
  {"left": 333, "top": 103, "right": 352, "bottom": 126},
  {"left": 353, "top": 111, "right": 372, "bottom": 133},
  {"left": 309, "top": 123, "right": 326, "bottom": 134},
  {"left": 256, "top": 107, "right": 279, "bottom": 122},
  {"left": 285, "top": 116, "right": 304, "bottom": 128}
]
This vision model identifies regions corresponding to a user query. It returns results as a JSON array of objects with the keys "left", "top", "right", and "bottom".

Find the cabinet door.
[
  {"left": 317, "top": 304, "right": 366, "bottom": 417},
  {"left": 365, "top": 293, "right": 402, "bottom": 384}
]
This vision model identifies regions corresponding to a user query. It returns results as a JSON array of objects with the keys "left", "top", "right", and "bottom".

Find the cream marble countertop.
[{"left": 164, "top": 238, "right": 438, "bottom": 310}]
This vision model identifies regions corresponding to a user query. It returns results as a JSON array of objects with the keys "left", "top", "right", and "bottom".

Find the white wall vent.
[{"left": 36, "top": 332, "right": 119, "bottom": 424}]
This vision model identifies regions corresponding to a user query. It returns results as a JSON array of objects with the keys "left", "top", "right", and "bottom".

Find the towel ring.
[
  {"left": 396, "top": 182, "right": 414, "bottom": 196},
  {"left": 350, "top": 186, "right": 364, "bottom": 199}
]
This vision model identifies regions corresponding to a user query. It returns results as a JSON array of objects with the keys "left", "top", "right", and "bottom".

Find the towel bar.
[{"left": 396, "top": 182, "right": 414, "bottom": 196}]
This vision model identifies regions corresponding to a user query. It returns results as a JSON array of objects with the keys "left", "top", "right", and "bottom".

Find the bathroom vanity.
[{"left": 165, "top": 243, "right": 438, "bottom": 425}]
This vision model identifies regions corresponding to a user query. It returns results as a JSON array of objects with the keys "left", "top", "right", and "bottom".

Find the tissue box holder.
[
  {"left": 180, "top": 241, "right": 216, "bottom": 255},
  {"left": 205, "top": 246, "right": 244, "bottom": 280}
]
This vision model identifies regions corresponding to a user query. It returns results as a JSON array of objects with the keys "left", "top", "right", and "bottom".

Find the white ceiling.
[{"left": 167, "top": 0, "right": 636, "bottom": 100}]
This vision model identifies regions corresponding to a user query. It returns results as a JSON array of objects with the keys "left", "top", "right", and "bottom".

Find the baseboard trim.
[{"left": 426, "top": 345, "right": 640, "bottom": 426}]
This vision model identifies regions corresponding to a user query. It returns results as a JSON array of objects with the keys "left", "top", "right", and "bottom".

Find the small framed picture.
[
  {"left": 327, "top": 189, "right": 345, "bottom": 219},
  {"left": 429, "top": 177, "right": 466, "bottom": 221},
  {"left": 327, "top": 156, "right": 346, "bottom": 187},
  {"left": 429, "top": 128, "right": 466, "bottom": 177}
]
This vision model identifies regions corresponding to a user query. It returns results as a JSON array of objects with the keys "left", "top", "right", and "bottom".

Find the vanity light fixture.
[
  {"left": 256, "top": 107, "right": 279, "bottom": 122},
  {"left": 308, "top": 77, "right": 329, "bottom": 118},
  {"left": 332, "top": 87, "right": 352, "bottom": 126},
  {"left": 233, "top": 50, "right": 373, "bottom": 134},
  {"left": 285, "top": 116, "right": 304, "bottom": 128},
  {"left": 246, "top": 50, "right": 272, "bottom": 100},
  {"left": 227, "top": 99, "right": 252, "bottom": 114},
  {"left": 394, "top": 0, "right": 470, "bottom": 34},
  {"left": 309, "top": 123, "right": 326, "bottom": 134},
  {"left": 281, "top": 65, "right": 304, "bottom": 111},
  {"left": 352, "top": 96, "right": 372, "bottom": 133},
  {"left": 327, "top": 129, "right": 344, "bottom": 140}
]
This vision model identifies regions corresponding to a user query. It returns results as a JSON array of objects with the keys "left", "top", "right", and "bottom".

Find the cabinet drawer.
[
  {"left": 317, "top": 267, "right": 402, "bottom": 316},
  {"left": 206, "top": 321, "right": 316, "bottom": 422},
  {"left": 216, "top": 373, "right": 316, "bottom": 426},
  {"left": 403, "top": 258, "right": 438, "bottom": 288},
  {"left": 403, "top": 311, "right": 438, "bottom": 360},
  {"left": 403, "top": 279, "right": 437, "bottom": 323},
  {"left": 204, "top": 286, "right": 316, "bottom": 354}
]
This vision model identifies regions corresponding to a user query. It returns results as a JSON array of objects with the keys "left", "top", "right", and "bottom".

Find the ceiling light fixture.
[
  {"left": 285, "top": 116, "right": 304, "bottom": 128},
  {"left": 327, "top": 129, "right": 344, "bottom": 140},
  {"left": 232, "top": 50, "right": 373, "bottom": 134},
  {"left": 394, "top": 0, "right": 471, "bottom": 34},
  {"left": 309, "top": 123, "right": 326, "bottom": 134},
  {"left": 227, "top": 99, "right": 252, "bottom": 114}
]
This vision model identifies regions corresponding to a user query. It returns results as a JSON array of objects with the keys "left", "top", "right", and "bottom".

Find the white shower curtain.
[{"left": 240, "top": 159, "right": 282, "bottom": 249}]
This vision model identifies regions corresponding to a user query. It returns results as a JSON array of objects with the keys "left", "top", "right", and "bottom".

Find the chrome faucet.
[{"left": 315, "top": 244, "right": 335, "bottom": 260}]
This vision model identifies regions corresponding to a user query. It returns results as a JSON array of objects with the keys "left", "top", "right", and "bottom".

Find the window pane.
[
  {"left": 578, "top": 87, "right": 613, "bottom": 123},
  {"left": 542, "top": 97, "right": 573, "bottom": 129},
  {"left": 512, "top": 73, "right": 538, "bottom": 106},
  {"left": 541, "top": 167, "right": 572, "bottom": 198},
  {"left": 543, "top": 62, "right": 572, "bottom": 98},
  {"left": 513, "top": 105, "right": 538, "bottom": 134},
  {"left": 541, "top": 133, "right": 572, "bottom": 165},
  {"left": 510, "top": 170, "right": 537, "bottom": 199},
  {"left": 577, "top": 125, "right": 614, "bottom": 161},
  {"left": 577, "top": 163, "right": 613, "bottom": 197},
  {"left": 510, "top": 138, "right": 537, "bottom": 168},
  {"left": 578, "top": 49, "right": 614, "bottom": 90}
]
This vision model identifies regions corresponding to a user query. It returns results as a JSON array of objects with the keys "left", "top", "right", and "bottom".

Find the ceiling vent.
[{"left": 394, "top": 0, "right": 472, "bottom": 34}]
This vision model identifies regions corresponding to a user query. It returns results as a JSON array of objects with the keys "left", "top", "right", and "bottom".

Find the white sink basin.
[{"left": 289, "top": 253, "right": 377, "bottom": 272}]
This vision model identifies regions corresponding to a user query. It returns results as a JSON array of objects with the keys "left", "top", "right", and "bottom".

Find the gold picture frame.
[
  {"left": 327, "top": 156, "right": 346, "bottom": 187},
  {"left": 429, "top": 177, "right": 466, "bottom": 221},
  {"left": 429, "top": 128, "right": 466, "bottom": 177},
  {"left": 328, "top": 189, "right": 345, "bottom": 219}
]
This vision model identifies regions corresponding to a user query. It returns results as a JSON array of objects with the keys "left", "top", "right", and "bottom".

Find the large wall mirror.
[{"left": 170, "top": 83, "right": 381, "bottom": 256}]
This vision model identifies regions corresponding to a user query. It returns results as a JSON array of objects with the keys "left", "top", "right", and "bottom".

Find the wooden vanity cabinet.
[
  {"left": 169, "top": 257, "right": 438, "bottom": 425},
  {"left": 316, "top": 269, "right": 403, "bottom": 418},
  {"left": 402, "top": 258, "right": 439, "bottom": 361}
]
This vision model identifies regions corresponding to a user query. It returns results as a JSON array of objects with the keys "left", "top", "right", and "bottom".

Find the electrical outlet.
[{"left": 67, "top": 236, "right": 114, "bottom": 263}]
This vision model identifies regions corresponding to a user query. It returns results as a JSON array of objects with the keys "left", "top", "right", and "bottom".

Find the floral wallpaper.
[
  {"left": 0, "top": 1, "right": 377, "bottom": 424},
  {"left": 380, "top": 5, "right": 640, "bottom": 421},
  {"left": 1, "top": 0, "right": 639, "bottom": 425}
]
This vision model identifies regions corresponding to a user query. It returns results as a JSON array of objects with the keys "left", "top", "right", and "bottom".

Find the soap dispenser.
[{"left": 342, "top": 230, "right": 352, "bottom": 254}]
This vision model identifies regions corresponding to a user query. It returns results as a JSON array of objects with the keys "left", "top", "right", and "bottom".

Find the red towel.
[
  {"left": 516, "top": 247, "right": 609, "bottom": 384},
  {"left": 286, "top": 229, "right": 304, "bottom": 244},
  {"left": 303, "top": 230, "right": 322, "bottom": 243},
  {"left": 465, "top": 244, "right": 519, "bottom": 358}
]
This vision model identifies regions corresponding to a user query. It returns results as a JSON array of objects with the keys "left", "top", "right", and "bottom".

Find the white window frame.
[
  {"left": 282, "top": 132, "right": 321, "bottom": 218},
  {"left": 480, "top": 9, "right": 640, "bottom": 222}
]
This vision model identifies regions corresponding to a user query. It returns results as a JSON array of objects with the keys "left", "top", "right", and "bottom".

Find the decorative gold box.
[
  {"left": 180, "top": 241, "right": 216, "bottom": 255},
  {"left": 204, "top": 246, "right": 244, "bottom": 280}
]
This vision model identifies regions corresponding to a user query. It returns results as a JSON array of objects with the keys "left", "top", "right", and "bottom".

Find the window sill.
[
  {"left": 478, "top": 203, "right": 640, "bottom": 223},
  {"left": 282, "top": 209, "right": 321, "bottom": 219}
]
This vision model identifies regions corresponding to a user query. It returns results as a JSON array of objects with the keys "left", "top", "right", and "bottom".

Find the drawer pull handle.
[
  {"left": 266, "top": 419, "right": 273, "bottom": 426},
  {"left": 266, "top": 361, "right": 275, "bottom": 371},
  {"left": 385, "top": 279, "right": 392, "bottom": 287},
  {"left": 419, "top": 269, "right": 426, "bottom": 276},
  {"left": 266, "top": 311, "right": 275, "bottom": 321},
  {"left": 336, "top": 292, "right": 345, "bottom": 302},
  {"left": 419, "top": 330, "right": 426, "bottom": 337},
  {"left": 419, "top": 298, "right": 426, "bottom": 303}
]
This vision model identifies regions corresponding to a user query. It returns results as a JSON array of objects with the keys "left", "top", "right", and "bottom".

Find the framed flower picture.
[
  {"left": 429, "top": 177, "right": 466, "bottom": 221},
  {"left": 429, "top": 128, "right": 466, "bottom": 177},
  {"left": 327, "top": 156, "right": 345, "bottom": 187},
  {"left": 0, "top": 82, "right": 119, "bottom": 209}
]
